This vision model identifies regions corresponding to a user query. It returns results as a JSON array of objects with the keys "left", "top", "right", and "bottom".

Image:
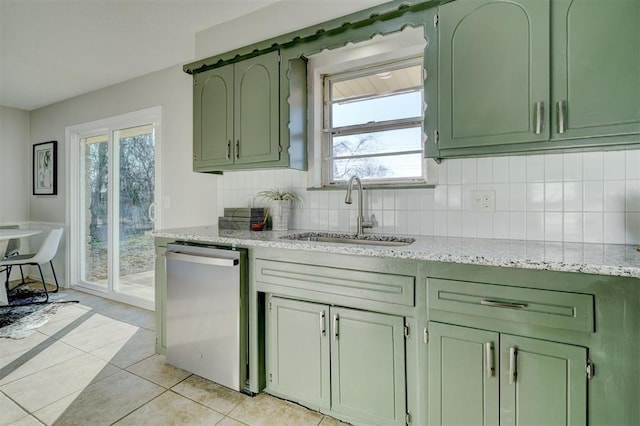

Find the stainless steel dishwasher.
[{"left": 165, "top": 242, "right": 248, "bottom": 392}]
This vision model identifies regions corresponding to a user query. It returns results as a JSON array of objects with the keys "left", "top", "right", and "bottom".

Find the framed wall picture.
[{"left": 33, "top": 140, "right": 57, "bottom": 195}]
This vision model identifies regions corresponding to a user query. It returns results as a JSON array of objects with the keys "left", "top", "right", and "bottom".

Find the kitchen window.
[
  {"left": 323, "top": 58, "right": 424, "bottom": 185},
  {"left": 306, "top": 26, "right": 436, "bottom": 189}
]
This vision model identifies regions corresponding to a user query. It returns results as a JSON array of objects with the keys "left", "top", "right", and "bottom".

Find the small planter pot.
[{"left": 270, "top": 200, "right": 291, "bottom": 231}]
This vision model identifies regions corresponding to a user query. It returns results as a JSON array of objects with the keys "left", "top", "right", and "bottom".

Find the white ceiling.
[
  {"left": 0, "top": 0, "right": 392, "bottom": 112},
  {"left": 0, "top": 0, "right": 283, "bottom": 111}
]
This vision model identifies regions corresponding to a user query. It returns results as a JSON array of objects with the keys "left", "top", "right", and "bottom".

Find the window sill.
[{"left": 307, "top": 183, "right": 436, "bottom": 191}]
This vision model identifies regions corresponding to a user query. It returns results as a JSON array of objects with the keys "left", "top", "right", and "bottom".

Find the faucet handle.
[{"left": 361, "top": 219, "right": 373, "bottom": 229}]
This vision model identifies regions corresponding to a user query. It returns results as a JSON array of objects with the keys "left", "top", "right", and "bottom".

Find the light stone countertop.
[{"left": 152, "top": 225, "right": 640, "bottom": 279}]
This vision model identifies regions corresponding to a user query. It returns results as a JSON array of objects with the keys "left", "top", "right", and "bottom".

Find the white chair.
[
  {"left": 0, "top": 228, "right": 62, "bottom": 303},
  {"left": 0, "top": 224, "right": 21, "bottom": 258},
  {"left": 0, "top": 224, "right": 25, "bottom": 285}
]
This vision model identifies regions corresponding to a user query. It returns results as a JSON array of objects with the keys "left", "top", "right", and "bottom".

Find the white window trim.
[
  {"left": 323, "top": 57, "right": 425, "bottom": 185},
  {"left": 307, "top": 26, "right": 439, "bottom": 189},
  {"left": 65, "top": 106, "right": 161, "bottom": 310}
]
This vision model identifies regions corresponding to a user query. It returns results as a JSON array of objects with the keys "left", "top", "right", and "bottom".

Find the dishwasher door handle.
[{"left": 166, "top": 251, "right": 239, "bottom": 267}]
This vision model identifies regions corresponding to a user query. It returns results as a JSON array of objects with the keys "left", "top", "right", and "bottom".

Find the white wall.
[
  {"left": 0, "top": 106, "right": 30, "bottom": 223},
  {"left": 27, "top": 65, "right": 221, "bottom": 286},
  {"left": 218, "top": 149, "right": 640, "bottom": 245},
  {"left": 195, "top": 0, "right": 391, "bottom": 59},
  {"left": 29, "top": 64, "right": 219, "bottom": 229}
]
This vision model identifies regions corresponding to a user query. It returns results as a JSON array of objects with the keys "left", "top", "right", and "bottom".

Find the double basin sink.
[{"left": 282, "top": 232, "right": 415, "bottom": 247}]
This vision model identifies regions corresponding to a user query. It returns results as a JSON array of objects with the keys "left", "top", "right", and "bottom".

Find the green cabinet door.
[
  {"left": 500, "top": 334, "right": 587, "bottom": 426},
  {"left": 154, "top": 244, "right": 167, "bottom": 354},
  {"left": 551, "top": 0, "right": 640, "bottom": 141},
  {"left": 192, "top": 50, "right": 280, "bottom": 172},
  {"left": 234, "top": 50, "right": 280, "bottom": 165},
  {"left": 428, "top": 322, "right": 499, "bottom": 426},
  {"left": 193, "top": 64, "right": 234, "bottom": 170},
  {"left": 266, "top": 297, "right": 330, "bottom": 409},
  {"left": 330, "top": 307, "right": 406, "bottom": 426},
  {"left": 437, "top": 0, "right": 550, "bottom": 150}
]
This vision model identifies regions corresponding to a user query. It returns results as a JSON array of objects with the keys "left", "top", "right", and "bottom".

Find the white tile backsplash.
[
  {"left": 626, "top": 150, "right": 640, "bottom": 179},
  {"left": 603, "top": 150, "right": 626, "bottom": 180},
  {"left": 477, "top": 158, "right": 493, "bottom": 183},
  {"left": 583, "top": 212, "right": 604, "bottom": 243},
  {"left": 563, "top": 152, "right": 583, "bottom": 181},
  {"left": 508, "top": 156, "right": 527, "bottom": 183},
  {"left": 583, "top": 181, "right": 604, "bottom": 212},
  {"left": 218, "top": 149, "right": 640, "bottom": 244},
  {"left": 544, "top": 154, "right": 564, "bottom": 182},
  {"left": 583, "top": 152, "right": 604, "bottom": 180},
  {"left": 563, "top": 182, "right": 583, "bottom": 212},
  {"left": 492, "top": 157, "right": 510, "bottom": 183}
]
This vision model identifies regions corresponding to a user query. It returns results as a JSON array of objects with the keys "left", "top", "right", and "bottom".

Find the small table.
[{"left": 0, "top": 229, "right": 42, "bottom": 305}]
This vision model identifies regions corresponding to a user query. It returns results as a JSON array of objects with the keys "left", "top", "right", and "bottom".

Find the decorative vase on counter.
[
  {"left": 270, "top": 200, "right": 291, "bottom": 231},
  {"left": 256, "top": 189, "right": 302, "bottom": 232}
]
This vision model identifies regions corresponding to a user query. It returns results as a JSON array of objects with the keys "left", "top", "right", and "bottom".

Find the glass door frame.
[{"left": 66, "top": 106, "right": 161, "bottom": 310}]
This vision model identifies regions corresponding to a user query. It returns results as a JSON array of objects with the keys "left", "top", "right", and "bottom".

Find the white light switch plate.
[{"left": 471, "top": 190, "right": 495, "bottom": 212}]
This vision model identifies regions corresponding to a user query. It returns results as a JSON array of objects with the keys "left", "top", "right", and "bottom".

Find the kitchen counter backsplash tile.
[
  {"left": 217, "top": 149, "right": 640, "bottom": 245},
  {"left": 153, "top": 226, "right": 640, "bottom": 279}
]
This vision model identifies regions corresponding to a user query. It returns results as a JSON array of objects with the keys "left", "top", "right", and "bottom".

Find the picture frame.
[{"left": 33, "top": 140, "right": 57, "bottom": 195}]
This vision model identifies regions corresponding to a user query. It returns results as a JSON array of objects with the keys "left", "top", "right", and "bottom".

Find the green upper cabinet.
[
  {"left": 551, "top": 0, "right": 640, "bottom": 142},
  {"left": 192, "top": 50, "right": 282, "bottom": 172},
  {"left": 436, "top": 0, "right": 550, "bottom": 151},
  {"left": 193, "top": 65, "right": 234, "bottom": 169},
  {"left": 234, "top": 52, "right": 280, "bottom": 165},
  {"left": 428, "top": 0, "right": 640, "bottom": 159}
]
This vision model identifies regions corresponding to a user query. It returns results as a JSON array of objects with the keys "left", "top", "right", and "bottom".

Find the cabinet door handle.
[
  {"left": 534, "top": 101, "right": 544, "bottom": 134},
  {"left": 557, "top": 101, "right": 566, "bottom": 134},
  {"left": 333, "top": 314, "right": 339, "bottom": 340},
  {"left": 320, "top": 311, "right": 326, "bottom": 336},
  {"left": 485, "top": 342, "right": 494, "bottom": 379},
  {"left": 480, "top": 300, "right": 527, "bottom": 309},
  {"left": 226, "top": 140, "right": 231, "bottom": 160},
  {"left": 509, "top": 347, "right": 518, "bottom": 384},
  {"left": 235, "top": 140, "right": 240, "bottom": 160}
]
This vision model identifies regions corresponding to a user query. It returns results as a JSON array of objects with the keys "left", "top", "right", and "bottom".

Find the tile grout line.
[{"left": 108, "top": 388, "right": 171, "bottom": 426}]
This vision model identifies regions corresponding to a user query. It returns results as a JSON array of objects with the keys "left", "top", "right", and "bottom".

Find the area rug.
[{"left": 0, "top": 289, "right": 79, "bottom": 339}]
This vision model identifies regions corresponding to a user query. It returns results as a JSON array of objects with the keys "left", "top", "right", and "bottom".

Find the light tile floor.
[{"left": 0, "top": 288, "right": 347, "bottom": 426}]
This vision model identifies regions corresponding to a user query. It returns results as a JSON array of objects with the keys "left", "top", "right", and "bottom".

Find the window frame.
[
  {"left": 65, "top": 106, "right": 161, "bottom": 311},
  {"left": 322, "top": 57, "right": 426, "bottom": 186},
  {"left": 305, "top": 26, "right": 437, "bottom": 190}
]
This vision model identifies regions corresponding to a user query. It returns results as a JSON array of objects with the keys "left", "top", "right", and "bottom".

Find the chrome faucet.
[{"left": 345, "top": 176, "right": 373, "bottom": 236}]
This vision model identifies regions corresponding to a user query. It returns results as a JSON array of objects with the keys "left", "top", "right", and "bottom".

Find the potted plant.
[{"left": 256, "top": 189, "right": 302, "bottom": 231}]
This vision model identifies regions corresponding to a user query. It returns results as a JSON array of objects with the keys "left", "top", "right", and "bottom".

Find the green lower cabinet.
[
  {"left": 330, "top": 307, "right": 407, "bottom": 426},
  {"left": 266, "top": 296, "right": 330, "bottom": 409},
  {"left": 429, "top": 322, "right": 587, "bottom": 426},
  {"left": 500, "top": 334, "right": 587, "bottom": 426},
  {"left": 428, "top": 322, "right": 499, "bottom": 426},
  {"left": 154, "top": 244, "right": 167, "bottom": 354},
  {"left": 266, "top": 296, "right": 407, "bottom": 425}
]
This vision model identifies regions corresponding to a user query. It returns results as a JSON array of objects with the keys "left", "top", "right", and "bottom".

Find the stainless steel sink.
[{"left": 282, "top": 232, "right": 415, "bottom": 247}]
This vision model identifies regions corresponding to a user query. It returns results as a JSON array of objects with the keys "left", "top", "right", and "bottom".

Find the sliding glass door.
[
  {"left": 74, "top": 110, "right": 159, "bottom": 308},
  {"left": 80, "top": 134, "right": 110, "bottom": 290},
  {"left": 114, "top": 126, "right": 156, "bottom": 299}
]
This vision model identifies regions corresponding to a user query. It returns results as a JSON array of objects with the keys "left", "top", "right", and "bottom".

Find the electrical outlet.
[{"left": 470, "top": 190, "right": 495, "bottom": 212}]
